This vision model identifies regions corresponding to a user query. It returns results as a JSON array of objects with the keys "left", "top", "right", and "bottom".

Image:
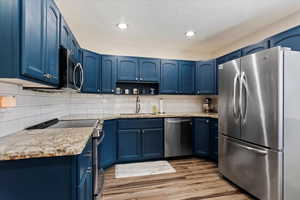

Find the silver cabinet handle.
[
  {"left": 112, "top": 89, "right": 114, "bottom": 92},
  {"left": 136, "top": 77, "right": 138, "bottom": 80},
  {"left": 43, "top": 74, "right": 51, "bottom": 79}
]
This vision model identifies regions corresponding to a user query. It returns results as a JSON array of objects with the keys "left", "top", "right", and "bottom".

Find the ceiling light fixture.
[
  {"left": 117, "top": 23, "right": 128, "bottom": 30},
  {"left": 185, "top": 31, "right": 195, "bottom": 38}
]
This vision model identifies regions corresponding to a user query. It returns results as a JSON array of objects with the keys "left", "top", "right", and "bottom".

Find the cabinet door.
[
  {"left": 216, "top": 50, "right": 242, "bottom": 65},
  {"left": 142, "top": 128, "right": 164, "bottom": 159},
  {"left": 117, "top": 56, "right": 139, "bottom": 82},
  {"left": 77, "top": 170, "right": 93, "bottom": 200},
  {"left": 21, "top": 0, "right": 45, "bottom": 81},
  {"left": 101, "top": 120, "right": 117, "bottom": 169},
  {"left": 210, "top": 119, "right": 218, "bottom": 162},
  {"left": 70, "top": 36, "right": 78, "bottom": 60},
  {"left": 118, "top": 129, "right": 141, "bottom": 162},
  {"left": 139, "top": 58, "right": 160, "bottom": 82},
  {"left": 82, "top": 50, "right": 101, "bottom": 93},
  {"left": 179, "top": 61, "right": 195, "bottom": 94},
  {"left": 60, "top": 17, "right": 70, "bottom": 49},
  {"left": 101, "top": 55, "right": 117, "bottom": 93},
  {"left": 160, "top": 60, "right": 179, "bottom": 94},
  {"left": 269, "top": 26, "right": 300, "bottom": 51},
  {"left": 196, "top": 60, "right": 217, "bottom": 94},
  {"left": 193, "top": 118, "right": 210, "bottom": 157},
  {"left": 242, "top": 40, "right": 269, "bottom": 56},
  {"left": 44, "top": 0, "right": 59, "bottom": 85}
]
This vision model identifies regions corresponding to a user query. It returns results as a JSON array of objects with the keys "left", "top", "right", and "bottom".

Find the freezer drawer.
[{"left": 219, "top": 135, "right": 282, "bottom": 200}]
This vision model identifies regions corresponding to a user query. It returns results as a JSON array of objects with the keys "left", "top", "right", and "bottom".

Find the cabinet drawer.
[
  {"left": 77, "top": 137, "right": 92, "bottom": 183},
  {"left": 118, "top": 119, "right": 163, "bottom": 129}
]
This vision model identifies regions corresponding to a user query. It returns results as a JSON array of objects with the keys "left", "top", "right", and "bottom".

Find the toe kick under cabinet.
[{"left": 0, "top": 137, "right": 93, "bottom": 200}]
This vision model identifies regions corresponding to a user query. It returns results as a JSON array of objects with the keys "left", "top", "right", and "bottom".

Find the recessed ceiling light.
[
  {"left": 117, "top": 23, "right": 128, "bottom": 30},
  {"left": 185, "top": 31, "right": 195, "bottom": 38}
]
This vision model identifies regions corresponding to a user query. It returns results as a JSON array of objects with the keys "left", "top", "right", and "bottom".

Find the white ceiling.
[{"left": 54, "top": 0, "right": 300, "bottom": 60}]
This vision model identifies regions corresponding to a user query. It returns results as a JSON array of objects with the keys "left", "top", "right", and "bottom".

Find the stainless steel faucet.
[{"left": 135, "top": 95, "right": 141, "bottom": 114}]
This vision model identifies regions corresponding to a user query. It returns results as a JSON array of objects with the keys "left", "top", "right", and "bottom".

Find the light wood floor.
[{"left": 100, "top": 157, "right": 254, "bottom": 200}]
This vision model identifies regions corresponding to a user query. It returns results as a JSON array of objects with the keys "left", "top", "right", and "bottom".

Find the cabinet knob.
[
  {"left": 136, "top": 77, "right": 138, "bottom": 80},
  {"left": 206, "top": 120, "right": 210, "bottom": 123},
  {"left": 97, "top": 89, "right": 100, "bottom": 92},
  {"left": 140, "top": 78, "right": 143, "bottom": 80},
  {"left": 112, "top": 89, "right": 114, "bottom": 92},
  {"left": 43, "top": 74, "right": 51, "bottom": 79}
]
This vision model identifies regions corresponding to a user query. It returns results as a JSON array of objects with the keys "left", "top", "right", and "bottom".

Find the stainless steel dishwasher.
[{"left": 164, "top": 118, "right": 193, "bottom": 157}]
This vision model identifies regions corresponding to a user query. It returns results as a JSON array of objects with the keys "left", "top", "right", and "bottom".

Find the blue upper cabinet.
[
  {"left": 179, "top": 61, "right": 195, "bottom": 94},
  {"left": 21, "top": 0, "right": 46, "bottom": 81},
  {"left": 117, "top": 56, "right": 139, "bottom": 82},
  {"left": 82, "top": 50, "right": 101, "bottom": 93},
  {"left": 216, "top": 49, "right": 242, "bottom": 65},
  {"left": 160, "top": 60, "right": 179, "bottom": 94},
  {"left": 195, "top": 60, "right": 217, "bottom": 95},
  {"left": 101, "top": 55, "right": 117, "bottom": 93},
  {"left": 139, "top": 58, "right": 160, "bottom": 82},
  {"left": 242, "top": 40, "right": 269, "bottom": 56},
  {"left": 44, "top": 0, "right": 60, "bottom": 84},
  {"left": 269, "top": 26, "right": 300, "bottom": 51},
  {"left": 60, "top": 16, "right": 70, "bottom": 49}
]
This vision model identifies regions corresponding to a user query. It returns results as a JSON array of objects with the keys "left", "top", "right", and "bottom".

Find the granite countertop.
[{"left": 0, "top": 112, "right": 218, "bottom": 161}]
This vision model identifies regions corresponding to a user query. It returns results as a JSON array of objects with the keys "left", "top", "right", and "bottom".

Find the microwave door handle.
[{"left": 73, "top": 64, "right": 79, "bottom": 91}]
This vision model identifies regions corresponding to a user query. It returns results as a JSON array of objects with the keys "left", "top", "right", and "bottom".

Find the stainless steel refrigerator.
[{"left": 219, "top": 47, "right": 300, "bottom": 200}]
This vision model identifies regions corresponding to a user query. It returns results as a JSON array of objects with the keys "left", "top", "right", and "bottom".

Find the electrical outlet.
[{"left": 0, "top": 96, "right": 16, "bottom": 108}]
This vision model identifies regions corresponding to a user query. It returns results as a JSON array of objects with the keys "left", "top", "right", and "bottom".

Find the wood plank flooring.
[{"left": 100, "top": 158, "right": 254, "bottom": 200}]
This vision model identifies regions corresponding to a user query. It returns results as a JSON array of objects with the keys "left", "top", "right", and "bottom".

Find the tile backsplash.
[{"left": 0, "top": 82, "right": 218, "bottom": 137}]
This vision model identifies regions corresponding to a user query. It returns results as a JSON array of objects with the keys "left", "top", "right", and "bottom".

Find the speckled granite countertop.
[
  {"left": 60, "top": 112, "right": 218, "bottom": 121},
  {"left": 0, "top": 113, "right": 218, "bottom": 161}
]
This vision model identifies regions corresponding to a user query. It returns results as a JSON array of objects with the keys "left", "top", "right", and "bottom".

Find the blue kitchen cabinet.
[
  {"left": 101, "top": 120, "right": 117, "bottom": 168},
  {"left": 142, "top": 128, "right": 164, "bottom": 159},
  {"left": 193, "top": 118, "right": 211, "bottom": 157},
  {"left": 0, "top": 0, "right": 60, "bottom": 86},
  {"left": 269, "top": 26, "right": 300, "bottom": 51},
  {"left": 216, "top": 49, "right": 242, "bottom": 65},
  {"left": 101, "top": 55, "right": 117, "bottom": 93},
  {"left": 60, "top": 16, "right": 71, "bottom": 49},
  {"left": 195, "top": 60, "right": 217, "bottom": 94},
  {"left": 0, "top": 137, "right": 93, "bottom": 200},
  {"left": 179, "top": 61, "right": 195, "bottom": 94},
  {"left": 210, "top": 119, "right": 218, "bottom": 162},
  {"left": 117, "top": 56, "right": 139, "bottom": 82},
  {"left": 118, "top": 129, "right": 142, "bottom": 162},
  {"left": 21, "top": 0, "right": 46, "bottom": 81},
  {"left": 44, "top": 0, "right": 60, "bottom": 85},
  {"left": 82, "top": 50, "right": 101, "bottom": 93},
  {"left": 139, "top": 58, "right": 160, "bottom": 82},
  {"left": 117, "top": 119, "right": 164, "bottom": 162},
  {"left": 242, "top": 40, "right": 269, "bottom": 56},
  {"left": 160, "top": 60, "right": 179, "bottom": 94}
]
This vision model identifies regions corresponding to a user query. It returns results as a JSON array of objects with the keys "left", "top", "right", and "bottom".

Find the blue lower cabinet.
[
  {"left": 142, "top": 128, "right": 164, "bottom": 159},
  {"left": 77, "top": 169, "right": 93, "bottom": 200},
  {"left": 118, "top": 129, "right": 141, "bottom": 162},
  {"left": 195, "top": 60, "right": 217, "bottom": 95},
  {"left": 101, "top": 120, "right": 117, "bottom": 169},
  {"left": 193, "top": 118, "right": 211, "bottom": 157},
  {"left": 160, "top": 60, "right": 179, "bottom": 94},
  {"left": 0, "top": 137, "right": 93, "bottom": 200},
  {"left": 269, "top": 26, "right": 300, "bottom": 51},
  {"left": 210, "top": 119, "right": 218, "bottom": 162},
  {"left": 242, "top": 40, "right": 269, "bottom": 56}
]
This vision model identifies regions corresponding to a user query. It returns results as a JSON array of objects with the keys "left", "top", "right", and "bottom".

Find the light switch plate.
[{"left": 0, "top": 96, "right": 16, "bottom": 108}]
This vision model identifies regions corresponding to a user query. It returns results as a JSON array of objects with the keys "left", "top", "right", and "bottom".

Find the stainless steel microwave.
[{"left": 59, "top": 47, "right": 84, "bottom": 91}]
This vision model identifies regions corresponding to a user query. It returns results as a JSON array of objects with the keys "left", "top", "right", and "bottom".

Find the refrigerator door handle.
[
  {"left": 240, "top": 72, "right": 248, "bottom": 123},
  {"left": 233, "top": 73, "right": 240, "bottom": 119}
]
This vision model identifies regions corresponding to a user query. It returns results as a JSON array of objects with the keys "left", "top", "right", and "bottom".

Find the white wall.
[
  {"left": 212, "top": 11, "right": 300, "bottom": 58},
  {"left": 0, "top": 82, "right": 216, "bottom": 137}
]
